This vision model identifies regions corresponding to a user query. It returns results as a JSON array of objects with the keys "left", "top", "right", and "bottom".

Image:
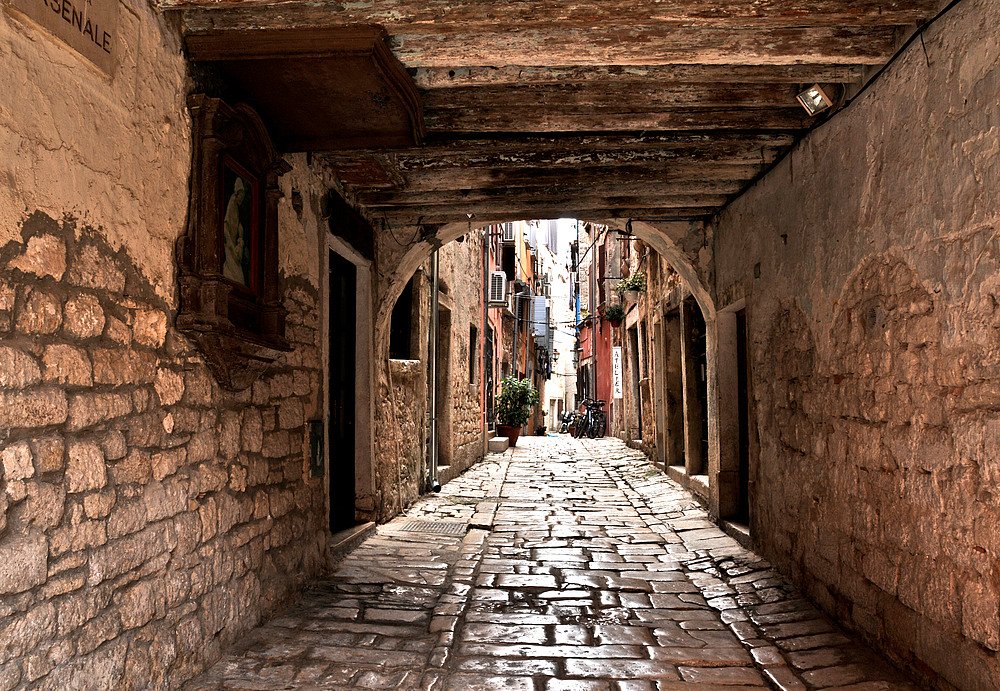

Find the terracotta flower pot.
[{"left": 497, "top": 424, "right": 521, "bottom": 447}]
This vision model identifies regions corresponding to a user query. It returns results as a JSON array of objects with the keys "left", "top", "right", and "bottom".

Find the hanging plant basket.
[
  {"left": 601, "top": 303, "right": 626, "bottom": 326},
  {"left": 616, "top": 272, "right": 647, "bottom": 301}
]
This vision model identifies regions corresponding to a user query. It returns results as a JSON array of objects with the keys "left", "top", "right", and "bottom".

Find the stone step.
[{"left": 488, "top": 437, "right": 510, "bottom": 453}]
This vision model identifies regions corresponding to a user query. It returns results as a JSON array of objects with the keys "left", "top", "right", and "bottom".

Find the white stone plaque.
[
  {"left": 612, "top": 346, "right": 624, "bottom": 399},
  {"left": 5, "top": 0, "right": 117, "bottom": 74}
]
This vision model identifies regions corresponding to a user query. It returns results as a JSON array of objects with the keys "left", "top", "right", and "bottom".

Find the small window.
[
  {"left": 469, "top": 325, "right": 478, "bottom": 385},
  {"left": 389, "top": 278, "right": 415, "bottom": 359}
]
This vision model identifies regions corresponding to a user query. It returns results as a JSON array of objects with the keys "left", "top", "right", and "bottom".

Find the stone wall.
[
  {"left": 0, "top": 214, "right": 326, "bottom": 689},
  {"left": 711, "top": 0, "right": 1000, "bottom": 686},
  {"left": 0, "top": 3, "right": 331, "bottom": 686},
  {"left": 622, "top": 251, "right": 688, "bottom": 462},
  {"left": 373, "top": 236, "right": 486, "bottom": 519},
  {"left": 438, "top": 236, "right": 485, "bottom": 476}
]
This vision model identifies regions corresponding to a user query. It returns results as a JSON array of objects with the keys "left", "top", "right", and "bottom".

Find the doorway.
[
  {"left": 485, "top": 326, "right": 495, "bottom": 430},
  {"left": 328, "top": 249, "right": 357, "bottom": 533},
  {"left": 628, "top": 326, "right": 642, "bottom": 439},
  {"left": 436, "top": 306, "right": 453, "bottom": 470},
  {"left": 682, "top": 297, "right": 708, "bottom": 475},
  {"left": 736, "top": 308, "right": 750, "bottom": 522},
  {"left": 664, "top": 308, "right": 685, "bottom": 469}
]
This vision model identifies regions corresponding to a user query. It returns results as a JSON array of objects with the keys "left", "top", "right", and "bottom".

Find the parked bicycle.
[{"left": 572, "top": 399, "right": 607, "bottom": 439}]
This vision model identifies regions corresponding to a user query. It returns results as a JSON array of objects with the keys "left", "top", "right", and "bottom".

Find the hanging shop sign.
[
  {"left": 612, "top": 346, "right": 624, "bottom": 399},
  {"left": 5, "top": 0, "right": 118, "bottom": 74}
]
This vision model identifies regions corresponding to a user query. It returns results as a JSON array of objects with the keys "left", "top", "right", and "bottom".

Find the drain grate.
[{"left": 400, "top": 520, "right": 467, "bottom": 536}]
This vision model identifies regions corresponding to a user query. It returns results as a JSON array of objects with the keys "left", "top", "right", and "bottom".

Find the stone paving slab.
[{"left": 184, "top": 437, "right": 919, "bottom": 691}]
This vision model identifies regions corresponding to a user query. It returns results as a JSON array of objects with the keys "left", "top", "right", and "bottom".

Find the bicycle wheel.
[
  {"left": 574, "top": 416, "right": 588, "bottom": 438},
  {"left": 587, "top": 414, "right": 599, "bottom": 438},
  {"left": 594, "top": 414, "right": 607, "bottom": 438}
]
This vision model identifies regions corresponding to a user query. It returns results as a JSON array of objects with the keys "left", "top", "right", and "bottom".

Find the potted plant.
[
  {"left": 495, "top": 376, "right": 539, "bottom": 447},
  {"left": 601, "top": 303, "right": 626, "bottom": 326},
  {"left": 617, "top": 272, "right": 647, "bottom": 301}
]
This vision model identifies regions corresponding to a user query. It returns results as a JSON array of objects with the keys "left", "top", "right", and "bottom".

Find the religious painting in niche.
[
  {"left": 219, "top": 154, "right": 258, "bottom": 292},
  {"left": 177, "top": 95, "right": 291, "bottom": 392}
]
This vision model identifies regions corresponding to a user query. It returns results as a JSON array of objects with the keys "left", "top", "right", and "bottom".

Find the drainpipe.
[{"left": 428, "top": 250, "right": 442, "bottom": 493}]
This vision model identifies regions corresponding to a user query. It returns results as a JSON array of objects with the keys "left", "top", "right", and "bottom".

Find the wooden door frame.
[
  {"left": 324, "top": 235, "right": 376, "bottom": 525},
  {"left": 716, "top": 298, "right": 753, "bottom": 524}
]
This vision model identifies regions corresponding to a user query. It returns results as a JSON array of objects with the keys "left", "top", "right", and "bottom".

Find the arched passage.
[{"left": 372, "top": 215, "right": 730, "bottom": 518}]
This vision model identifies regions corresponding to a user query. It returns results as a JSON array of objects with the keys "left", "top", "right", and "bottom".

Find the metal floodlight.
[{"left": 797, "top": 84, "right": 834, "bottom": 116}]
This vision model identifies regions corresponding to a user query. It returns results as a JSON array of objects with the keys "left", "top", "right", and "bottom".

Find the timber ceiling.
[{"left": 165, "top": 0, "right": 942, "bottom": 227}]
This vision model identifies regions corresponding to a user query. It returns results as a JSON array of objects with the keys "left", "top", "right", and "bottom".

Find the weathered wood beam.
[
  {"left": 424, "top": 107, "right": 811, "bottom": 133},
  {"left": 325, "top": 132, "right": 795, "bottom": 160},
  {"left": 423, "top": 83, "right": 804, "bottom": 110},
  {"left": 365, "top": 193, "right": 730, "bottom": 212},
  {"left": 330, "top": 141, "right": 784, "bottom": 174},
  {"left": 169, "top": 0, "right": 937, "bottom": 30},
  {"left": 390, "top": 162, "right": 764, "bottom": 192},
  {"left": 388, "top": 26, "right": 898, "bottom": 68},
  {"left": 182, "top": 21, "right": 899, "bottom": 67},
  {"left": 397, "top": 145, "right": 782, "bottom": 170},
  {"left": 411, "top": 64, "right": 868, "bottom": 89},
  {"left": 381, "top": 204, "right": 717, "bottom": 225},
  {"left": 355, "top": 181, "right": 745, "bottom": 206}
]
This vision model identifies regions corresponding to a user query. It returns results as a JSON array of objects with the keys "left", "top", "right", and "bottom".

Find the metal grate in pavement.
[{"left": 399, "top": 520, "right": 467, "bottom": 536}]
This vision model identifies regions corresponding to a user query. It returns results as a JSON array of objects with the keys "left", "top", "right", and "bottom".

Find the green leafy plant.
[
  {"left": 617, "top": 271, "right": 647, "bottom": 293},
  {"left": 601, "top": 303, "right": 626, "bottom": 324},
  {"left": 495, "top": 377, "right": 540, "bottom": 427}
]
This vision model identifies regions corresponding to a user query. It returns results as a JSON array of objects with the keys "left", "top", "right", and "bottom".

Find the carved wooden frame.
[{"left": 177, "top": 94, "right": 292, "bottom": 391}]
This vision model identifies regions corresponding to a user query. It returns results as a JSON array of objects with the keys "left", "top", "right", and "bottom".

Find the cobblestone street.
[{"left": 186, "top": 437, "right": 918, "bottom": 691}]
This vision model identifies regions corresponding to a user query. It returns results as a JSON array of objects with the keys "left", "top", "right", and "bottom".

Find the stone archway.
[{"left": 372, "top": 216, "right": 727, "bottom": 517}]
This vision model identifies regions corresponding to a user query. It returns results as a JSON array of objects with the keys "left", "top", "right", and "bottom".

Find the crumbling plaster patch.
[{"left": 0, "top": 0, "right": 190, "bottom": 303}]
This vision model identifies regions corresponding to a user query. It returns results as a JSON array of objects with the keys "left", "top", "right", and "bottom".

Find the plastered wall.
[{"left": 712, "top": 0, "right": 1000, "bottom": 686}]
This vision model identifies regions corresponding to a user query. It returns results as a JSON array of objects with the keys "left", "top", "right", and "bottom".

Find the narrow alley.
[{"left": 186, "top": 437, "right": 915, "bottom": 691}]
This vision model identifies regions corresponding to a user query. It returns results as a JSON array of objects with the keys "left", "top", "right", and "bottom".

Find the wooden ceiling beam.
[
  {"left": 390, "top": 26, "right": 899, "bottom": 67},
  {"left": 381, "top": 205, "right": 717, "bottom": 225},
  {"left": 343, "top": 145, "right": 782, "bottom": 173},
  {"left": 365, "top": 193, "right": 731, "bottom": 212},
  {"left": 326, "top": 132, "right": 796, "bottom": 159},
  {"left": 423, "top": 83, "right": 804, "bottom": 110},
  {"left": 411, "top": 64, "right": 868, "bottom": 89},
  {"left": 424, "top": 107, "right": 811, "bottom": 133},
  {"left": 170, "top": 0, "right": 937, "bottom": 30},
  {"left": 356, "top": 181, "right": 745, "bottom": 206},
  {"left": 389, "top": 163, "right": 763, "bottom": 192}
]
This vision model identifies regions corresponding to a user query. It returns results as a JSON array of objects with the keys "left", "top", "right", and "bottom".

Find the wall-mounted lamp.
[{"left": 796, "top": 84, "right": 834, "bottom": 116}]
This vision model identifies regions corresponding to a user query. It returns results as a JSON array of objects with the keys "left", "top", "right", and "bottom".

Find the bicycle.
[
  {"left": 586, "top": 399, "right": 607, "bottom": 438},
  {"left": 572, "top": 406, "right": 589, "bottom": 438},
  {"left": 573, "top": 399, "right": 606, "bottom": 439}
]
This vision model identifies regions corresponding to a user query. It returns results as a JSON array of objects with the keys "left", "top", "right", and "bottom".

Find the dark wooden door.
[
  {"left": 736, "top": 309, "right": 750, "bottom": 522},
  {"left": 328, "top": 250, "right": 357, "bottom": 533}
]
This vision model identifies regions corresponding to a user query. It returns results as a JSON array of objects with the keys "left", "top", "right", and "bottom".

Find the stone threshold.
[
  {"left": 721, "top": 519, "right": 753, "bottom": 551},
  {"left": 328, "top": 521, "right": 376, "bottom": 563},
  {"left": 665, "top": 464, "right": 710, "bottom": 501}
]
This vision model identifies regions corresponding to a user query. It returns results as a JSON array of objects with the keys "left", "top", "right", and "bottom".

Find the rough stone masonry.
[{"left": 0, "top": 212, "right": 328, "bottom": 689}]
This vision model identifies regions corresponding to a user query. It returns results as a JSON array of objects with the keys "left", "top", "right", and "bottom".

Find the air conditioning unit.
[
  {"left": 501, "top": 222, "right": 516, "bottom": 245},
  {"left": 488, "top": 271, "right": 507, "bottom": 305}
]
